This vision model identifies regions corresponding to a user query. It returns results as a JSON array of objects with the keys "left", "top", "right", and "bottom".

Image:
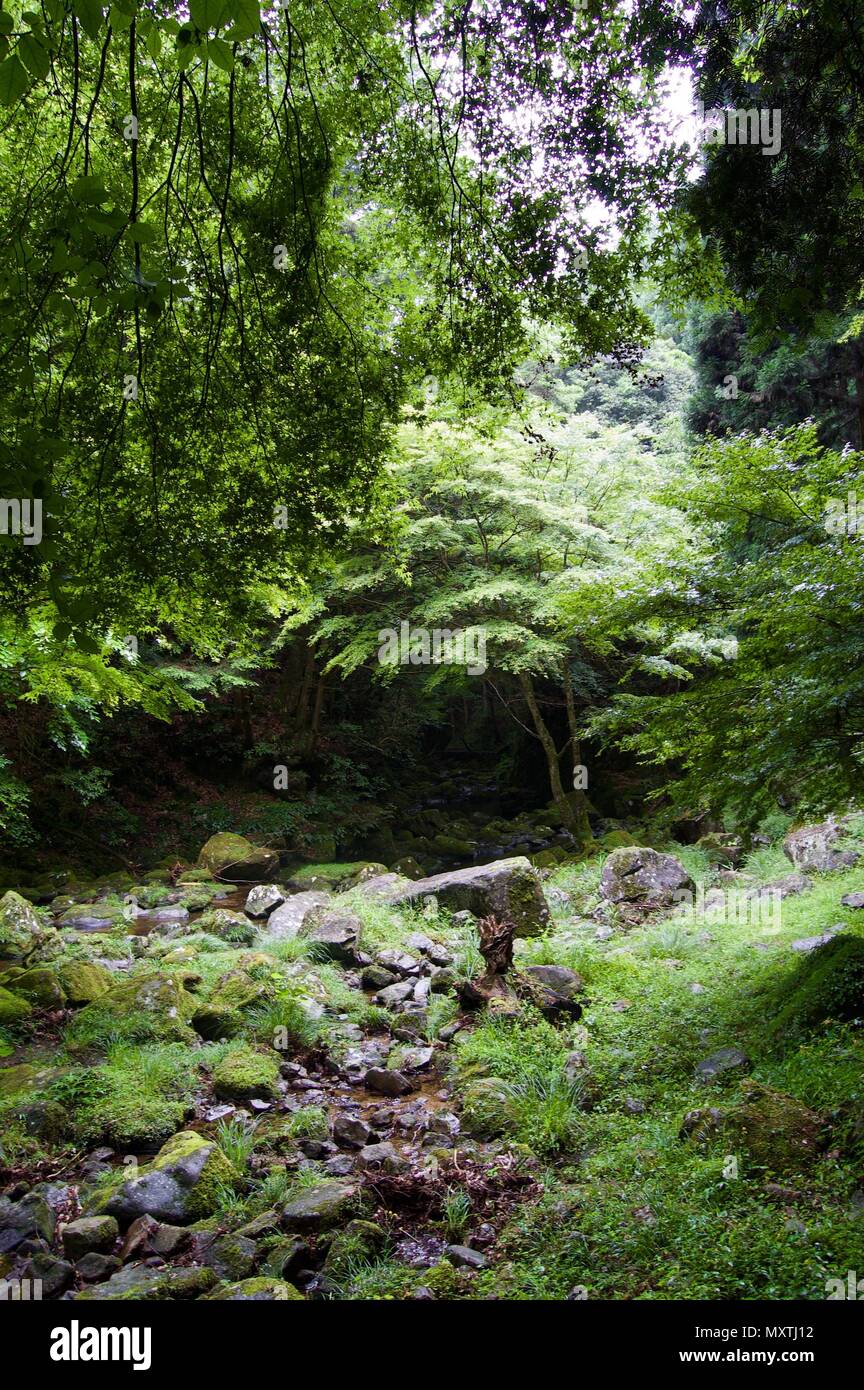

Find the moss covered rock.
[
  {"left": 69, "top": 972, "right": 196, "bottom": 1046},
  {"left": 771, "top": 935, "right": 864, "bottom": 1035},
  {"left": 0, "top": 984, "right": 31, "bottom": 1024},
  {"left": 0, "top": 965, "right": 66, "bottom": 1008},
  {"left": 97, "top": 1130, "right": 239, "bottom": 1226},
  {"left": 54, "top": 959, "right": 113, "bottom": 1005},
  {"left": 206, "top": 1276, "right": 304, "bottom": 1300},
  {"left": 0, "top": 890, "right": 53, "bottom": 958},
  {"left": 212, "top": 1044, "right": 280, "bottom": 1102},
  {"left": 197, "top": 833, "right": 278, "bottom": 883}
]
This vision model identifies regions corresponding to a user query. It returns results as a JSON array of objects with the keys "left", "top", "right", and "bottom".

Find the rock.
[
  {"left": 447, "top": 1244, "right": 488, "bottom": 1270},
  {"left": 73, "top": 1262, "right": 217, "bottom": 1301},
  {"left": 694, "top": 1047, "right": 751, "bottom": 1084},
  {"left": 197, "top": 832, "right": 279, "bottom": 883},
  {"left": 289, "top": 862, "right": 388, "bottom": 892},
  {"left": 194, "top": 908, "right": 258, "bottom": 945},
  {"left": 357, "top": 1141, "right": 408, "bottom": 1174},
  {"left": 383, "top": 857, "right": 550, "bottom": 938},
  {"left": 783, "top": 820, "right": 860, "bottom": 873},
  {"left": 332, "top": 1114, "right": 371, "bottom": 1149},
  {"left": 325, "top": 1155, "right": 355, "bottom": 1176},
  {"left": 261, "top": 1236, "right": 310, "bottom": 1280},
  {"left": 350, "top": 872, "right": 412, "bottom": 899},
  {"left": 841, "top": 892, "right": 864, "bottom": 909},
  {"left": 301, "top": 911, "right": 362, "bottom": 963},
  {"left": 0, "top": 965, "right": 66, "bottom": 1008},
  {"left": 212, "top": 1044, "right": 280, "bottom": 1102},
  {"left": 203, "top": 1233, "right": 258, "bottom": 1281},
  {"left": 696, "top": 832, "right": 743, "bottom": 867},
  {"left": 244, "top": 884, "right": 286, "bottom": 918},
  {"left": 364, "top": 1067, "right": 412, "bottom": 1097},
  {"left": 97, "top": 1130, "right": 239, "bottom": 1226},
  {"left": 208, "top": 969, "right": 273, "bottom": 1014},
  {"left": 377, "top": 948, "right": 421, "bottom": 977},
  {"left": 53, "top": 959, "right": 113, "bottom": 1005},
  {"left": 191, "top": 1004, "right": 244, "bottom": 1040},
  {"left": 756, "top": 873, "right": 812, "bottom": 899},
  {"left": 62, "top": 1215, "right": 118, "bottom": 1261},
  {"left": 771, "top": 935, "right": 864, "bottom": 1033},
  {"left": 681, "top": 1084, "right": 823, "bottom": 1173},
  {"left": 0, "top": 1193, "right": 55, "bottom": 1252},
  {"left": 72, "top": 972, "right": 195, "bottom": 1045},
  {"left": 19, "top": 1251, "right": 74, "bottom": 1297},
  {"left": 324, "top": 1220, "right": 386, "bottom": 1277},
  {"left": 791, "top": 929, "right": 842, "bottom": 953},
  {"left": 75, "top": 1252, "right": 122, "bottom": 1283},
  {"left": 280, "top": 1180, "right": 360, "bottom": 1233},
  {"left": 376, "top": 980, "right": 415, "bottom": 1009},
  {"left": 388, "top": 1044, "right": 434, "bottom": 1072},
  {"left": 3, "top": 1097, "right": 68, "bottom": 1143},
  {"left": 460, "top": 1077, "right": 513, "bottom": 1139},
  {"left": 522, "top": 964, "right": 584, "bottom": 1019},
  {"left": 361, "top": 965, "right": 397, "bottom": 991},
  {"left": 207, "top": 1276, "right": 304, "bottom": 1301},
  {"left": 266, "top": 891, "right": 330, "bottom": 940},
  {"left": 600, "top": 847, "right": 694, "bottom": 914},
  {"left": 0, "top": 985, "right": 31, "bottom": 1024},
  {"left": 0, "top": 890, "right": 54, "bottom": 957}
]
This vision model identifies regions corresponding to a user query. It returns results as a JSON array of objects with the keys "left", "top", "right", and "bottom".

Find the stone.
[
  {"left": 97, "top": 1130, "right": 239, "bottom": 1226},
  {"left": 244, "top": 884, "right": 286, "bottom": 918},
  {"left": 382, "top": 857, "right": 550, "bottom": 938},
  {"left": 207, "top": 1276, "right": 304, "bottom": 1301},
  {"left": 332, "top": 1114, "right": 371, "bottom": 1149},
  {"left": 0, "top": 1193, "right": 55, "bottom": 1252},
  {"left": 266, "top": 891, "right": 330, "bottom": 941},
  {"left": 600, "top": 847, "right": 694, "bottom": 914},
  {"left": 212, "top": 1045, "right": 280, "bottom": 1102},
  {"left": 791, "top": 929, "right": 842, "bottom": 953},
  {"left": 280, "top": 1180, "right": 360, "bottom": 1233},
  {"left": 18, "top": 1251, "right": 74, "bottom": 1298},
  {"left": 203, "top": 1233, "right": 258, "bottom": 1281},
  {"left": 301, "top": 911, "right": 362, "bottom": 963},
  {"left": 72, "top": 972, "right": 195, "bottom": 1045},
  {"left": 53, "top": 959, "right": 113, "bottom": 1005},
  {"left": 197, "top": 832, "right": 279, "bottom": 882},
  {"left": 1, "top": 965, "right": 66, "bottom": 1008},
  {"left": 356, "top": 1141, "right": 408, "bottom": 1174},
  {"left": 681, "top": 1084, "right": 823, "bottom": 1174},
  {"left": 0, "top": 985, "right": 31, "bottom": 1024},
  {"left": 694, "top": 1047, "right": 751, "bottom": 1084},
  {"left": 62, "top": 1215, "right": 118, "bottom": 1261},
  {"left": 841, "top": 892, "right": 864, "bottom": 909},
  {"left": 376, "top": 980, "right": 415, "bottom": 1009},
  {"left": 73, "top": 1262, "right": 217, "bottom": 1301},
  {"left": 377, "top": 948, "right": 421, "bottom": 977},
  {"left": 783, "top": 820, "right": 860, "bottom": 874},
  {"left": 0, "top": 890, "right": 55, "bottom": 957},
  {"left": 447, "top": 1244, "right": 488, "bottom": 1270},
  {"left": 75, "top": 1252, "right": 122, "bottom": 1283},
  {"left": 696, "top": 832, "right": 743, "bottom": 867},
  {"left": 364, "top": 1067, "right": 412, "bottom": 1097},
  {"left": 361, "top": 965, "right": 397, "bottom": 991},
  {"left": 194, "top": 908, "right": 258, "bottom": 945}
]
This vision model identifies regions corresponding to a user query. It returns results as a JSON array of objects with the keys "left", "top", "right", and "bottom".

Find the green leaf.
[
  {"left": 189, "top": 0, "right": 230, "bottom": 32},
  {"left": 207, "top": 36, "right": 234, "bottom": 72},
  {"left": 0, "top": 55, "right": 31, "bottom": 106},
  {"left": 70, "top": 174, "right": 109, "bottom": 205},
  {"left": 0, "top": 14, "right": 14, "bottom": 36},
  {"left": 71, "top": 0, "right": 105, "bottom": 40},
  {"left": 127, "top": 220, "right": 157, "bottom": 243},
  {"left": 225, "top": 0, "right": 260, "bottom": 40},
  {"left": 19, "top": 34, "right": 51, "bottom": 80}
]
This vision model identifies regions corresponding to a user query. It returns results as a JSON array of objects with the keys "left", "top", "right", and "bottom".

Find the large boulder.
[
  {"left": 244, "top": 884, "right": 286, "bottom": 918},
  {"left": 97, "top": 1130, "right": 239, "bottom": 1226},
  {"left": 783, "top": 820, "right": 860, "bottom": 873},
  {"left": 54, "top": 959, "right": 114, "bottom": 1005},
  {"left": 0, "top": 890, "right": 54, "bottom": 958},
  {"left": 70, "top": 972, "right": 196, "bottom": 1045},
  {"left": 600, "top": 847, "right": 694, "bottom": 915},
  {"left": 300, "top": 910, "right": 362, "bottom": 963},
  {"left": 197, "top": 833, "right": 278, "bottom": 883},
  {"left": 381, "top": 857, "right": 550, "bottom": 938},
  {"left": 265, "top": 890, "right": 330, "bottom": 940},
  {"left": 680, "top": 1084, "right": 823, "bottom": 1173}
]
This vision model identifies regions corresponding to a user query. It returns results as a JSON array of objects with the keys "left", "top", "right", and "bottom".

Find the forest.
[{"left": 1, "top": 0, "right": 863, "bottom": 1325}]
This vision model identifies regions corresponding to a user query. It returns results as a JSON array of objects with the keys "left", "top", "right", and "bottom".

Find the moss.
[
  {"left": 0, "top": 965, "right": 66, "bottom": 1007},
  {"left": 0, "top": 985, "right": 31, "bottom": 1025},
  {"left": 770, "top": 936, "right": 864, "bottom": 1036},
  {"left": 212, "top": 1043, "right": 280, "bottom": 1102},
  {"left": 54, "top": 960, "right": 113, "bottom": 1005},
  {"left": 210, "top": 969, "right": 275, "bottom": 1013},
  {"left": 0, "top": 1061, "right": 63, "bottom": 1099},
  {"left": 66, "top": 971, "right": 196, "bottom": 1049},
  {"left": 206, "top": 1276, "right": 304, "bottom": 1300}
]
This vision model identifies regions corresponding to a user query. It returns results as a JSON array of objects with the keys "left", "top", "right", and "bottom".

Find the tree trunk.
[{"left": 518, "top": 672, "right": 579, "bottom": 835}]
